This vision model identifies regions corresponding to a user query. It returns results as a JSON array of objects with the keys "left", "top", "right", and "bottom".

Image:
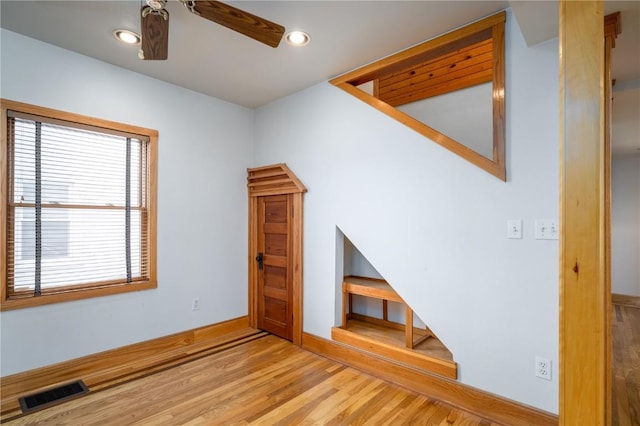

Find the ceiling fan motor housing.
[{"left": 146, "top": 0, "right": 166, "bottom": 11}]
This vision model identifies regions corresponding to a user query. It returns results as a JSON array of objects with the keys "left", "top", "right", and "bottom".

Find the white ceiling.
[
  {"left": 1, "top": 1, "right": 638, "bottom": 153},
  {"left": 511, "top": 1, "right": 640, "bottom": 86},
  {"left": 2, "top": 0, "right": 508, "bottom": 108}
]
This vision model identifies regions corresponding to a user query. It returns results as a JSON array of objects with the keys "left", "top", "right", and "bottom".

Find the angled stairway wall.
[{"left": 254, "top": 9, "right": 558, "bottom": 415}]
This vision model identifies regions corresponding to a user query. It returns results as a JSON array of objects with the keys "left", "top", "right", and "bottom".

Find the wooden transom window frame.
[
  {"left": 0, "top": 99, "right": 158, "bottom": 311},
  {"left": 330, "top": 11, "right": 506, "bottom": 181}
]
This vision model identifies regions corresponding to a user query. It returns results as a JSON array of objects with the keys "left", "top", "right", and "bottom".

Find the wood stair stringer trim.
[
  {"left": 331, "top": 326, "right": 457, "bottom": 379},
  {"left": 303, "top": 332, "right": 558, "bottom": 426}
]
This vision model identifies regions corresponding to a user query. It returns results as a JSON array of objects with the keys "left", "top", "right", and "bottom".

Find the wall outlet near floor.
[
  {"left": 535, "top": 356, "right": 551, "bottom": 380},
  {"left": 192, "top": 298, "right": 200, "bottom": 311}
]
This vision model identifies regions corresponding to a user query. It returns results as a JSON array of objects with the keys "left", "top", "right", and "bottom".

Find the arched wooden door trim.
[{"left": 247, "top": 164, "right": 307, "bottom": 345}]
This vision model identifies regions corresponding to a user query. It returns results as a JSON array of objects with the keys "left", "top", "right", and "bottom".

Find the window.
[{"left": 1, "top": 100, "right": 157, "bottom": 310}]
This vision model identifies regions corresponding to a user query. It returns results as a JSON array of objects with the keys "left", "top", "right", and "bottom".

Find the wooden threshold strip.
[
  {"left": 0, "top": 316, "right": 258, "bottom": 421},
  {"left": 303, "top": 332, "right": 557, "bottom": 426}
]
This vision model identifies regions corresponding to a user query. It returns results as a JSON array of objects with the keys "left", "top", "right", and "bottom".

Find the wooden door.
[
  {"left": 248, "top": 164, "right": 306, "bottom": 345},
  {"left": 257, "top": 195, "right": 293, "bottom": 340}
]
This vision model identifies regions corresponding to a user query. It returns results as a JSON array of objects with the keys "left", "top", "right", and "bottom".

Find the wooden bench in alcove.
[
  {"left": 341, "top": 276, "right": 432, "bottom": 349},
  {"left": 333, "top": 275, "right": 457, "bottom": 379}
]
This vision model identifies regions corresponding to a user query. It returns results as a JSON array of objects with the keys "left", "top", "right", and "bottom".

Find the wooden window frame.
[
  {"left": 330, "top": 11, "right": 506, "bottom": 181},
  {"left": 0, "top": 99, "right": 158, "bottom": 311}
]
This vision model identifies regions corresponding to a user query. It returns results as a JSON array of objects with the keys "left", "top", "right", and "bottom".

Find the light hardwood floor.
[
  {"left": 5, "top": 335, "right": 499, "bottom": 425},
  {"left": 344, "top": 317, "right": 453, "bottom": 361},
  {"left": 612, "top": 300, "right": 640, "bottom": 426}
]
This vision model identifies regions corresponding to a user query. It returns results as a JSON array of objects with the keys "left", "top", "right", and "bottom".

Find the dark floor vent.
[{"left": 19, "top": 380, "right": 88, "bottom": 413}]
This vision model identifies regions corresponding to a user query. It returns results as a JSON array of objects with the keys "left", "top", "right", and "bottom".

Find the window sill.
[{"left": 0, "top": 280, "right": 157, "bottom": 311}]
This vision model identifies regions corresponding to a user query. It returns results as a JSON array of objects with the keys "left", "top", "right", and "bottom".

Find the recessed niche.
[{"left": 335, "top": 229, "right": 456, "bottom": 378}]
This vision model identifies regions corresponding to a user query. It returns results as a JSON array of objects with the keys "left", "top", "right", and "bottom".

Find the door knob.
[{"left": 256, "top": 252, "right": 264, "bottom": 270}]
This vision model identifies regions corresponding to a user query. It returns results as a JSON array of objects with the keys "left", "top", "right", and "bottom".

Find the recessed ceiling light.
[
  {"left": 113, "top": 29, "right": 141, "bottom": 45},
  {"left": 285, "top": 31, "right": 310, "bottom": 47}
]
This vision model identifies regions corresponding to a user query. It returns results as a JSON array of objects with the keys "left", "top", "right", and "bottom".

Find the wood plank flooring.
[
  {"left": 5, "top": 335, "right": 498, "bottom": 425},
  {"left": 613, "top": 294, "right": 640, "bottom": 309},
  {"left": 612, "top": 301, "right": 640, "bottom": 426},
  {"left": 344, "top": 317, "right": 453, "bottom": 361}
]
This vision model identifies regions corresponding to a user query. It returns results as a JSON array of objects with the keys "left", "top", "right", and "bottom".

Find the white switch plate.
[
  {"left": 535, "top": 219, "right": 559, "bottom": 240},
  {"left": 507, "top": 219, "right": 522, "bottom": 239}
]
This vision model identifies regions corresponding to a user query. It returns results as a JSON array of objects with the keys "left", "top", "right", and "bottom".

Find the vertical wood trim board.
[
  {"left": 602, "top": 11, "right": 620, "bottom": 424},
  {"left": 604, "top": 31, "right": 613, "bottom": 426},
  {"left": 559, "top": 1, "right": 607, "bottom": 424},
  {"left": 291, "top": 192, "right": 304, "bottom": 346},
  {"left": 0, "top": 107, "right": 8, "bottom": 306},
  {"left": 248, "top": 197, "right": 258, "bottom": 328}
]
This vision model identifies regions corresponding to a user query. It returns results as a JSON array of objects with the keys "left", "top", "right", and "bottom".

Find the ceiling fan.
[{"left": 139, "top": 0, "right": 285, "bottom": 60}]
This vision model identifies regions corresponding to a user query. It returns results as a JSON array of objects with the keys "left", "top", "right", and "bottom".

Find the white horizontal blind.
[{"left": 7, "top": 114, "right": 149, "bottom": 295}]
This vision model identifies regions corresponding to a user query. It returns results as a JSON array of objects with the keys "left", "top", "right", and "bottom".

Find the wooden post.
[
  {"left": 342, "top": 284, "right": 348, "bottom": 328},
  {"left": 405, "top": 306, "right": 414, "bottom": 349},
  {"left": 559, "top": 1, "right": 607, "bottom": 424}
]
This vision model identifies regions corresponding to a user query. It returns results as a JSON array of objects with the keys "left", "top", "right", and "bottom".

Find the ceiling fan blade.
[
  {"left": 187, "top": 1, "right": 285, "bottom": 48},
  {"left": 140, "top": 6, "right": 169, "bottom": 60}
]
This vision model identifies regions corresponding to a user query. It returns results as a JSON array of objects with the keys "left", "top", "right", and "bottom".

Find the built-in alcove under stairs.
[{"left": 332, "top": 275, "right": 457, "bottom": 379}]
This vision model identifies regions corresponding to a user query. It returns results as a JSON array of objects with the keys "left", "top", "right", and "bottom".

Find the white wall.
[
  {"left": 357, "top": 81, "right": 493, "bottom": 158},
  {"left": 611, "top": 155, "right": 640, "bottom": 296},
  {"left": 0, "top": 30, "right": 252, "bottom": 376},
  {"left": 398, "top": 82, "right": 493, "bottom": 159},
  {"left": 343, "top": 235, "right": 382, "bottom": 279},
  {"left": 253, "top": 10, "right": 559, "bottom": 414},
  {"left": 1, "top": 11, "right": 561, "bottom": 414}
]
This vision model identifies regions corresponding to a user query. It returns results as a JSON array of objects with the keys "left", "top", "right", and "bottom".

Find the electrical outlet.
[
  {"left": 192, "top": 298, "right": 200, "bottom": 311},
  {"left": 535, "top": 356, "right": 551, "bottom": 380}
]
